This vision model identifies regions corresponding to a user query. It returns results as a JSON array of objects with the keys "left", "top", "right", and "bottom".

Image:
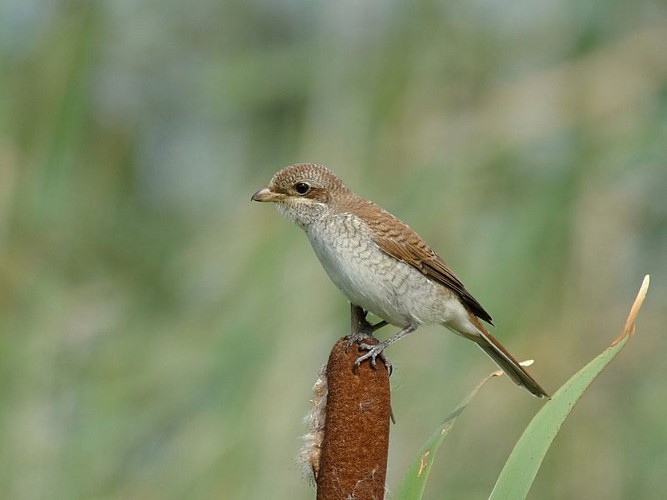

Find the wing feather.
[{"left": 356, "top": 203, "right": 493, "bottom": 324}]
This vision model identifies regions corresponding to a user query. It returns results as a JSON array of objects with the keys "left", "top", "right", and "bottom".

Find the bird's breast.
[{"left": 306, "top": 215, "right": 451, "bottom": 327}]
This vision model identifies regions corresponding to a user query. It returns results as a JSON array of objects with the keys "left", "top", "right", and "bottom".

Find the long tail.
[{"left": 467, "top": 316, "right": 549, "bottom": 398}]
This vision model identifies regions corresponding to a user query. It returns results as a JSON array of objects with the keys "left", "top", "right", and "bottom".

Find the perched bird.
[{"left": 252, "top": 163, "right": 548, "bottom": 398}]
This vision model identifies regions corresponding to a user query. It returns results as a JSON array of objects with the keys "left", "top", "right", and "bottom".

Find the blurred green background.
[{"left": 1, "top": 0, "right": 666, "bottom": 498}]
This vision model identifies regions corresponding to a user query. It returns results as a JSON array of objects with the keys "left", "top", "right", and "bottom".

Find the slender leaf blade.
[
  {"left": 489, "top": 275, "right": 650, "bottom": 500},
  {"left": 397, "top": 370, "right": 503, "bottom": 500}
]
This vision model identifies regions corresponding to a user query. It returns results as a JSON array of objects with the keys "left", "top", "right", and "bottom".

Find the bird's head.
[{"left": 251, "top": 163, "right": 351, "bottom": 228}]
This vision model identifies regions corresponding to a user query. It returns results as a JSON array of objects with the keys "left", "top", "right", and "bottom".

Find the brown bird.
[{"left": 252, "top": 163, "right": 548, "bottom": 398}]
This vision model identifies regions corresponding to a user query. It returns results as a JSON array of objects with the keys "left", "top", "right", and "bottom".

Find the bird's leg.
[
  {"left": 355, "top": 324, "right": 417, "bottom": 370},
  {"left": 347, "top": 305, "right": 392, "bottom": 373},
  {"left": 370, "top": 320, "right": 388, "bottom": 332},
  {"left": 346, "top": 304, "right": 388, "bottom": 342}
]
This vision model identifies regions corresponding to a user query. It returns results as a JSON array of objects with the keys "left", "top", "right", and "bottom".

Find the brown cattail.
[{"left": 315, "top": 336, "right": 391, "bottom": 500}]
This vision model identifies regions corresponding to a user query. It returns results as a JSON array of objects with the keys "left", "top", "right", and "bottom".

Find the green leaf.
[
  {"left": 489, "top": 275, "right": 650, "bottom": 500},
  {"left": 397, "top": 369, "right": 504, "bottom": 500}
]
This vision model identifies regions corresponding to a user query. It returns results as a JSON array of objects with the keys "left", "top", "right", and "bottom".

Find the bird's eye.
[{"left": 294, "top": 182, "right": 311, "bottom": 195}]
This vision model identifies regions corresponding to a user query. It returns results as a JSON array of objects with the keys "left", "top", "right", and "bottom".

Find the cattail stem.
[{"left": 316, "top": 305, "right": 391, "bottom": 500}]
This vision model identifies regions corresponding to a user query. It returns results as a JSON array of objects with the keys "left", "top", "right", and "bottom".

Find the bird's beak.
[{"left": 251, "top": 187, "right": 284, "bottom": 202}]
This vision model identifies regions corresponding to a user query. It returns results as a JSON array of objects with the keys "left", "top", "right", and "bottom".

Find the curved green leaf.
[
  {"left": 397, "top": 369, "right": 503, "bottom": 499},
  {"left": 489, "top": 275, "right": 650, "bottom": 500}
]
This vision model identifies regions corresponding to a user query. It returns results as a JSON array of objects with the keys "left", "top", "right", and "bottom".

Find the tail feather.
[{"left": 467, "top": 315, "right": 549, "bottom": 398}]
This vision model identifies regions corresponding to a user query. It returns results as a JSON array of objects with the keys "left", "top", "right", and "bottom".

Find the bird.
[{"left": 251, "top": 163, "right": 549, "bottom": 398}]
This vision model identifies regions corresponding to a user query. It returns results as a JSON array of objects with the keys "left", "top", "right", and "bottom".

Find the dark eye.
[{"left": 294, "top": 182, "right": 311, "bottom": 195}]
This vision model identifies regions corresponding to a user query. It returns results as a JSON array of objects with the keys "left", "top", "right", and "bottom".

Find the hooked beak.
[{"left": 251, "top": 187, "right": 285, "bottom": 202}]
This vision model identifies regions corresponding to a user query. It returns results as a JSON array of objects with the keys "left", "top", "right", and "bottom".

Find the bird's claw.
[
  {"left": 347, "top": 306, "right": 392, "bottom": 374},
  {"left": 354, "top": 343, "right": 393, "bottom": 375},
  {"left": 347, "top": 320, "right": 386, "bottom": 343}
]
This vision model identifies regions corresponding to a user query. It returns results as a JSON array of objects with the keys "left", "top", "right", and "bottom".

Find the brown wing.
[{"left": 361, "top": 204, "right": 494, "bottom": 325}]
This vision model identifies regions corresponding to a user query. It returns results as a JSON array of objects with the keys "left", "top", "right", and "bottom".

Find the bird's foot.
[
  {"left": 354, "top": 341, "right": 393, "bottom": 375},
  {"left": 346, "top": 306, "right": 388, "bottom": 343},
  {"left": 346, "top": 320, "right": 387, "bottom": 343},
  {"left": 347, "top": 305, "right": 392, "bottom": 373},
  {"left": 346, "top": 330, "right": 372, "bottom": 345}
]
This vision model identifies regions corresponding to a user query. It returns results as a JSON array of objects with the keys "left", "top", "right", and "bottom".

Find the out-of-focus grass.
[{"left": 1, "top": 1, "right": 666, "bottom": 499}]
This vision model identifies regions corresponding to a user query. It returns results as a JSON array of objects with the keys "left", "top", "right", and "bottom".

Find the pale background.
[{"left": 1, "top": 1, "right": 666, "bottom": 498}]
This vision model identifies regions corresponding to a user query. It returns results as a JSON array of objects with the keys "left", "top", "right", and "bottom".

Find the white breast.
[{"left": 305, "top": 214, "right": 453, "bottom": 328}]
